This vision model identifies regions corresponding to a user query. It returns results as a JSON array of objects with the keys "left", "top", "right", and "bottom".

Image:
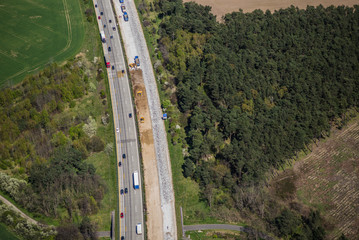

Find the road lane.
[{"left": 93, "top": 0, "right": 144, "bottom": 239}]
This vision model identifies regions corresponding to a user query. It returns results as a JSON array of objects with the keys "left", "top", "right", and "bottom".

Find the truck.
[
  {"left": 134, "top": 56, "right": 140, "bottom": 66},
  {"left": 133, "top": 171, "right": 139, "bottom": 189},
  {"left": 100, "top": 30, "right": 106, "bottom": 42},
  {"left": 104, "top": 56, "right": 110, "bottom": 68},
  {"left": 136, "top": 223, "right": 142, "bottom": 235},
  {"left": 123, "top": 11, "right": 128, "bottom": 21}
]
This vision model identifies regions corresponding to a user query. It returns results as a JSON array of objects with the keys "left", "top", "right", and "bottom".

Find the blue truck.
[{"left": 133, "top": 171, "right": 139, "bottom": 189}]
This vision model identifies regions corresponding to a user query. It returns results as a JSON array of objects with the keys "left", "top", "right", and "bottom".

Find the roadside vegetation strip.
[
  {"left": 0, "top": 0, "right": 84, "bottom": 87},
  {"left": 0, "top": 195, "right": 38, "bottom": 225},
  {"left": 183, "top": 224, "right": 274, "bottom": 240}
]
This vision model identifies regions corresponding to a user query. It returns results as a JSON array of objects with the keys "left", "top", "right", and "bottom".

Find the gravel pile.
[{"left": 127, "top": 0, "right": 177, "bottom": 239}]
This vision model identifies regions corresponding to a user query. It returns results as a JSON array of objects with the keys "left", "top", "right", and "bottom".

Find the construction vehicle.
[
  {"left": 134, "top": 56, "right": 140, "bottom": 66},
  {"left": 140, "top": 117, "right": 144, "bottom": 123},
  {"left": 136, "top": 91, "right": 142, "bottom": 96},
  {"left": 100, "top": 31, "right": 106, "bottom": 43},
  {"left": 129, "top": 63, "right": 136, "bottom": 68}
]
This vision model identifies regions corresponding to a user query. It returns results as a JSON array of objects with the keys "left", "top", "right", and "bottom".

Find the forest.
[
  {"left": 151, "top": 0, "right": 359, "bottom": 238},
  {"left": 0, "top": 58, "right": 107, "bottom": 239}
]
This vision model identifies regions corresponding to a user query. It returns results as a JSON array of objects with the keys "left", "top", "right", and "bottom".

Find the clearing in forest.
[
  {"left": 183, "top": 0, "right": 359, "bottom": 20},
  {"left": 273, "top": 118, "right": 359, "bottom": 239},
  {"left": 130, "top": 69, "right": 164, "bottom": 240},
  {"left": 0, "top": 0, "right": 84, "bottom": 87}
]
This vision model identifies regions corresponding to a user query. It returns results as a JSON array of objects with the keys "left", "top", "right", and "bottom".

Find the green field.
[
  {"left": 0, "top": 223, "right": 20, "bottom": 240},
  {"left": 0, "top": 0, "right": 84, "bottom": 87}
]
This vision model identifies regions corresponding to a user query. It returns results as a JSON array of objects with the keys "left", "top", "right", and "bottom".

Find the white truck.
[
  {"left": 100, "top": 30, "right": 106, "bottom": 42},
  {"left": 136, "top": 223, "right": 142, "bottom": 235},
  {"left": 133, "top": 171, "right": 139, "bottom": 189}
]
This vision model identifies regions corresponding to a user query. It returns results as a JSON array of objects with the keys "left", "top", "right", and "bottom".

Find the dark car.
[
  {"left": 125, "top": 188, "right": 128, "bottom": 194},
  {"left": 110, "top": 35, "right": 113, "bottom": 39},
  {"left": 95, "top": 4, "right": 97, "bottom": 7},
  {"left": 121, "top": 237, "right": 124, "bottom": 240},
  {"left": 100, "top": 11, "right": 103, "bottom": 15},
  {"left": 112, "top": 65, "right": 115, "bottom": 70},
  {"left": 129, "top": 113, "right": 132, "bottom": 118},
  {"left": 122, "top": 154, "right": 126, "bottom": 159},
  {"left": 120, "top": 189, "right": 124, "bottom": 195},
  {"left": 108, "top": 46, "right": 111, "bottom": 51},
  {"left": 120, "top": 0, "right": 124, "bottom": 3},
  {"left": 104, "top": 24, "right": 106, "bottom": 28},
  {"left": 119, "top": 161, "right": 121, "bottom": 167},
  {"left": 109, "top": 19, "right": 112, "bottom": 23},
  {"left": 113, "top": 26, "right": 116, "bottom": 31}
]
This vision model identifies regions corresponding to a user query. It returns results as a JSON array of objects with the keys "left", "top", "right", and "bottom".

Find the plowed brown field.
[{"left": 183, "top": 0, "right": 359, "bottom": 20}]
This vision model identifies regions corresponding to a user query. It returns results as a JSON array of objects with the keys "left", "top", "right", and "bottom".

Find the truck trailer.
[
  {"left": 133, "top": 171, "right": 139, "bottom": 189},
  {"left": 100, "top": 30, "right": 106, "bottom": 43},
  {"left": 104, "top": 56, "right": 110, "bottom": 68}
]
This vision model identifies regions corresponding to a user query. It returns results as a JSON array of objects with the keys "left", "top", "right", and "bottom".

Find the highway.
[
  {"left": 113, "top": 0, "right": 178, "bottom": 239},
  {"left": 93, "top": 0, "right": 144, "bottom": 239}
]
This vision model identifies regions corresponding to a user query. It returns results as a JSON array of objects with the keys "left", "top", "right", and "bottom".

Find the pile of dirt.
[{"left": 130, "top": 69, "right": 164, "bottom": 240}]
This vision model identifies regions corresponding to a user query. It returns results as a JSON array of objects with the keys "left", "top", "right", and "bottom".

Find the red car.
[
  {"left": 106, "top": 62, "right": 110, "bottom": 68},
  {"left": 98, "top": 16, "right": 101, "bottom": 19},
  {"left": 120, "top": 212, "right": 124, "bottom": 218}
]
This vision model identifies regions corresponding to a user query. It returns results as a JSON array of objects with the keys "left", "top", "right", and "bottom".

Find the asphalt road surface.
[
  {"left": 113, "top": 0, "right": 177, "bottom": 238},
  {"left": 94, "top": 0, "right": 144, "bottom": 239}
]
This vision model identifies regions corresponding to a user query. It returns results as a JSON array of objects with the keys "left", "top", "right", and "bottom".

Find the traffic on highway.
[{"left": 94, "top": 0, "right": 144, "bottom": 239}]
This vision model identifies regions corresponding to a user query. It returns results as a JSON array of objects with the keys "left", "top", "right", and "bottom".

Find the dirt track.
[
  {"left": 183, "top": 0, "right": 359, "bottom": 20},
  {"left": 131, "top": 69, "right": 163, "bottom": 240}
]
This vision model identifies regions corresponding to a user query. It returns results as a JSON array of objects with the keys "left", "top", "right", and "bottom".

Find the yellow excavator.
[{"left": 140, "top": 117, "right": 144, "bottom": 123}]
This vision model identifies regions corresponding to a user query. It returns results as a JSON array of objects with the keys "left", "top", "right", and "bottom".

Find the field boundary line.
[{"left": 52, "top": 0, "right": 73, "bottom": 59}]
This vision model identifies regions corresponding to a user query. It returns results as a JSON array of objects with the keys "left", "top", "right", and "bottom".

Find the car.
[
  {"left": 104, "top": 24, "right": 106, "bottom": 28},
  {"left": 121, "top": 237, "right": 124, "bottom": 240},
  {"left": 112, "top": 65, "right": 115, "bottom": 70},
  {"left": 95, "top": 4, "right": 97, "bottom": 7},
  {"left": 100, "top": 11, "right": 103, "bottom": 15},
  {"left": 98, "top": 16, "right": 101, "bottom": 20},
  {"left": 122, "top": 154, "right": 126, "bottom": 159},
  {"left": 108, "top": 46, "right": 111, "bottom": 51},
  {"left": 110, "top": 35, "right": 113, "bottom": 39},
  {"left": 120, "top": 189, "right": 124, "bottom": 194},
  {"left": 120, "top": 212, "right": 124, "bottom": 218},
  {"left": 125, "top": 188, "right": 128, "bottom": 194},
  {"left": 123, "top": 12, "right": 128, "bottom": 21},
  {"left": 113, "top": 26, "right": 116, "bottom": 31},
  {"left": 116, "top": 128, "right": 119, "bottom": 132},
  {"left": 120, "top": 0, "right": 124, "bottom": 3},
  {"left": 109, "top": 19, "right": 112, "bottom": 23},
  {"left": 119, "top": 161, "right": 122, "bottom": 167},
  {"left": 129, "top": 113, "right": 132, "bottom": 118},
  {"left": 121, "top": 4, "right": 126, "bottom": 13}
]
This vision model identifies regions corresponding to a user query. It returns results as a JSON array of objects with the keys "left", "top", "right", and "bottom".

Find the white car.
[{"left": 116, "top": 128, "right": 119, "bottom": 132}]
